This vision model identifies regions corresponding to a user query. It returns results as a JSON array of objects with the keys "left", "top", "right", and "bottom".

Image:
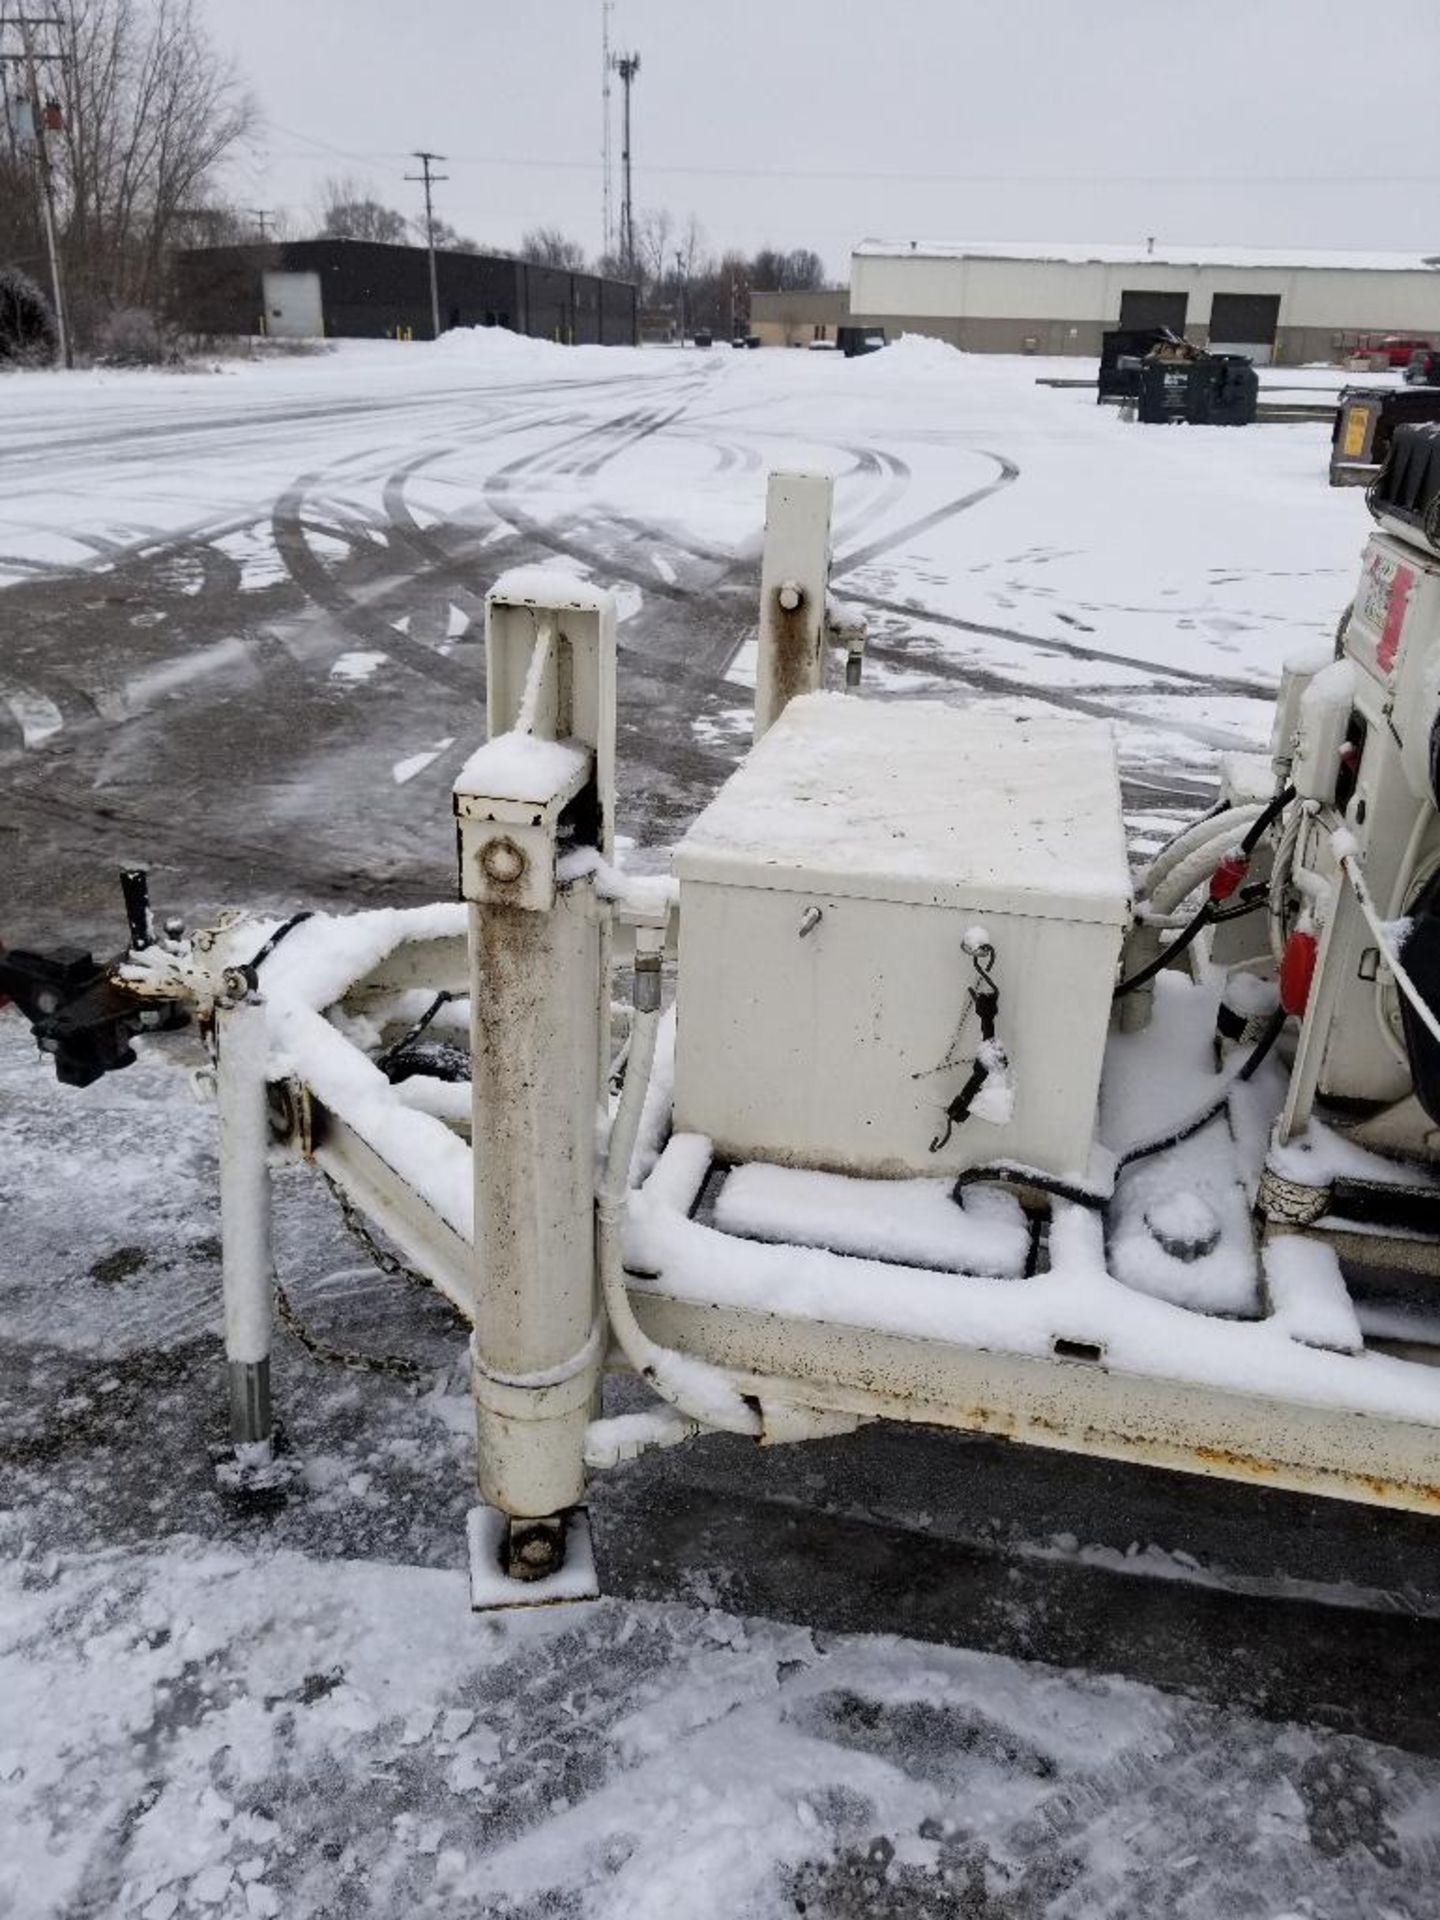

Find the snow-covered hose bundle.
[
  {"left": 1137, "top": 802, "right": 1264, "bottom": 905},
  {"left": 1267, "top": 806, "right": 1305, "bottom": 963},
  {"left": 596, "top": 953, "right": 762, "bottom": 1441},
  {"left": 1145, "top": 820, "right": 1264, "bottom": 920}
]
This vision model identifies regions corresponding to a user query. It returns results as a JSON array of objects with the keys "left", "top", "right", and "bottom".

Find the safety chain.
[
  {"left": 324, "top": 1170, "right": 467, "bottom": 1319},
  {"left": 273, "top": 1278, "right": 425, "bottom": 1384},
  {"left": 269, "top": 1171, "right": 469, "bottom": 1383}
]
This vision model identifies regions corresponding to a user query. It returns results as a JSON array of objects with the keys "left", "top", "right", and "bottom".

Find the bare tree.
[
  {"left": 0, "top": 148, "right": 47, "bottom": 290},
  {"left": 519, "top": 226, "right": 587, "bottom": 271},
  {"left": 42, "top": 0, "right": 257, "bottom": 340},
  {"left": 422, "top": 214, "right": 480, "bottom": 255},
  {"left": 315, "top": 175, "right": 409, "bottom": 245},
  {"left": 750, "top": 247, "right": 827, "bottom": 293},
  {"left": 631, "top": 207, "right": 672, "bottom": 296}
]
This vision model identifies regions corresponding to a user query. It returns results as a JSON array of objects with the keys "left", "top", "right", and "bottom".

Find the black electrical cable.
[
  {"left": 1114, "top": 787, "right": 1296, "bottom": 999},
  {"left": 1209, "top": 886, "right": 1267, "bottom": 924},
  {"left": 1118, "top": 1005, "right": 1286, "bottom": 1173},
  {"left": 952, "top": 1163, "right": 1109, "bottom": 1211},
  {"left": 243, "top": 911, "right": 315, "bottom": 978},
  {"left": 375, "top": 990, "right": 455, "bottom": 1077},
  {"left": 1113, "top": 897, "right": 1216, "bottom": 998},
  {"left": 952, "top": 1005, "right": 1288, "bottom": 1213},
  {"left": 1240, "top": 784, "right": 1296, "bottom": 857}
]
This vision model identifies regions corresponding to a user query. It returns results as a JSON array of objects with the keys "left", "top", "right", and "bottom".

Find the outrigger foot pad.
[
  {"left": 211, "top": 1436, "right": 300, "bottom": 1502},
  {"left": 467, "top": 1504, "right": 599, "bottom": 1611}
]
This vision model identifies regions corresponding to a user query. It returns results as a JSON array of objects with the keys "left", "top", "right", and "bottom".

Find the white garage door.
[{"left": 261, "top": 271, "right": 324, "bottom": 340}]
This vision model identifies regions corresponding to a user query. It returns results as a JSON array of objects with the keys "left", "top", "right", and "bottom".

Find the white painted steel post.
[
  {"left": 216, "top": 992, "right": 275, "bottom": 1454},
  {"left": 754, "top": 469, "right": 834, "bottom": 740},
  {"left": 456, "top": 574, "right": 617, "bottom": 1582},
  {"left": 467, "top": 885, "right": 602, "bottom": 1560}
]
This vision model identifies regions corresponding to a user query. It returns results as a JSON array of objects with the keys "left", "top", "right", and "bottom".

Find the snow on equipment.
[{"left": 13, "top": 442, "right": 1440, "bottom": 1607}]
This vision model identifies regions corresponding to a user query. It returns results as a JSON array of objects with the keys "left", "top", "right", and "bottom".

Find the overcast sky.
[{"left": 199, "top": 0, "right": 1440, "bottom": 273}]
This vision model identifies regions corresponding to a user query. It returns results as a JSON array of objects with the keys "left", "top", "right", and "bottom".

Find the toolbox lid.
[{"left": 675, "top": 694, "right": 1132, "bottom": 926}]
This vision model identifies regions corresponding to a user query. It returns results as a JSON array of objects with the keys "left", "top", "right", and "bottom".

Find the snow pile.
[
  {"left": 431, "top": 325, "right": 649, "bottom": 379},
  {"left": 430, "top": 324, "right": 574, "bottom": 367},
  {"left": 851, "top": 332, "right": 973, "bottom": 378}
]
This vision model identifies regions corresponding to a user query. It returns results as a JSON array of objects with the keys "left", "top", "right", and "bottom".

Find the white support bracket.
[{"left": 754, "top": 469, "right": 834, "bottom": 739}]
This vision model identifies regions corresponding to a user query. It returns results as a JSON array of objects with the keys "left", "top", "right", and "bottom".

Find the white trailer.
[{"left": 16, "top": 446, "right": 1440, "bottom": 1607}]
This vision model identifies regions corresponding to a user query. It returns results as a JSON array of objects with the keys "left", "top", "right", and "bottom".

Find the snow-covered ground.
[{"left": 4, "top": 333, "right": 1437, "bottom": 1918}]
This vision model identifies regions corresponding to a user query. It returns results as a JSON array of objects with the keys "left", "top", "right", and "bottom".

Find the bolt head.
[{"left": 479, "top": 836, "right": 527, "bottom": 886}]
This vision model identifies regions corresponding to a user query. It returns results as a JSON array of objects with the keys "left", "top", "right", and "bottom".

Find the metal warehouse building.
[
  {"left": 172, "top": 240, "right": 638, "bottom": 346},
  {"left": 849, "top": 241, "right": 1440, "bottom": 364}
]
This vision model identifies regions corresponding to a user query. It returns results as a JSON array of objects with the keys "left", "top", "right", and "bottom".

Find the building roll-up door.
[
  {"left": 1118, "top": 289, "right": 1189, "bottom": 332},
  {"left": 261, "top": 271, "right": 324, "bottom": 340},
  {"left": 1208, "top": 291, "right": 1280, "bottom": 365}
]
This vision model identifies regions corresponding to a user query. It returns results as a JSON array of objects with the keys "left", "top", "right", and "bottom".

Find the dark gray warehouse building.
[{"left": 172, "top": 240, "right": 639, "bottom": 347}]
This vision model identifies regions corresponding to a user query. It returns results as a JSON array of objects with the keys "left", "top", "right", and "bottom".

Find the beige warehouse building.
[{"left": 846, "top": 241, "right": 1440, "bottom": 364}]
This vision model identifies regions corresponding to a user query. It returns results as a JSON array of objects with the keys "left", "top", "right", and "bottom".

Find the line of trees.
[
  {"left": 0, "top": 0, "right": 254, "bottom": 351},
  {"left": 0, "top": 0, "right": 830, "bottom": 356}
]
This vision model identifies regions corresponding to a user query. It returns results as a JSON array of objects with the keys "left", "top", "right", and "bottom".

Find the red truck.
[{"left": 1359, "top": 334, "right": 1435, "bottom": 368}]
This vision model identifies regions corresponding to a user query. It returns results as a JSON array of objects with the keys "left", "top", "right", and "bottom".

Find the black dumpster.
[
  {"left": 1331, "top": 385, "right": 1440, "bottom": 487},
  {"left": 838, "top": 325, "right": 886, "bottom": 358},
  {"left": 1097, "top": 326, "right": 1172, "bottom": 403},
  {"left": 1137, "top": 349, "right": 1258, "bottom": 426}
]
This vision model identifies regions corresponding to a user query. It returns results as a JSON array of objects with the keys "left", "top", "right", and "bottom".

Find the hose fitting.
[{"left": 633, "top": 950, "right": 662, "bottom": 1014}]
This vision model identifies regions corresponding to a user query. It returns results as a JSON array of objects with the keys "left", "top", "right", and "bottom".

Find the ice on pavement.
[{"left": 8, "top": 1523, "right": 1440, "bottom": 1920}]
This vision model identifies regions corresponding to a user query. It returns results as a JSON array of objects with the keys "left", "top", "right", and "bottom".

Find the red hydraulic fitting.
[
  {"left": 1208, "top": 852, "right": 1249, "bottom": 902},
  {"left": 1280, "top": 930, "right": 1319, "bottom": 1016}
]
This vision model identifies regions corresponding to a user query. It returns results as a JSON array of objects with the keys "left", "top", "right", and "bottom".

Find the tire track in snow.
[
  {"left": 830, "top": 450, "right": 1019, "bottom": 577},
  {"left": 846, "top": 590, "right": 1273, "bottom": 699},
  {"left": 271, "top": 474, "right": 484, "bottom": 699}
]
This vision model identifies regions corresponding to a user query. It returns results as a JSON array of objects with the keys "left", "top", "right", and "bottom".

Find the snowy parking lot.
[{"left": 4, "top": 334, "right": 1439, "bottom": 1919}]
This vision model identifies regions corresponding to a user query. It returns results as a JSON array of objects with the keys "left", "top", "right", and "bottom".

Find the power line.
[
  {"left": 405, "top": 149, "right": 448, "bottom": 341},
  {"left": 261, "top": 124, "right": 1440, "bottom": 190}
]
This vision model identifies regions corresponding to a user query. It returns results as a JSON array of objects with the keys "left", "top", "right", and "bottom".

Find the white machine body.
[
  {"left": 673, "top": 694, "right": 1131, "bottom": 1180},
  {"left": 1281, "top": 531, "right": 1440, "bottom": 1115}
]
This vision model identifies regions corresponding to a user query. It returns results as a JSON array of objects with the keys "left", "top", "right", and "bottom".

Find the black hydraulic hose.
[
  {"left": 952, "top": 1005, "right": 1289, "bottom": 1213},
  {"left": 1240, "top": 784, "right": 1296, "bottom": 857},
  {"left": 1118, "top": 1005, "right": 1287, "bottom": 1173},
  {"left": 1113, "top": 897, "right": 1215, "bottom": 998},
  {"left": 1113, "top": 786, "right": 1296, "bottom": 999},
  {"left": 375, "top": 990, "right": 455, "bottom": 1078}
]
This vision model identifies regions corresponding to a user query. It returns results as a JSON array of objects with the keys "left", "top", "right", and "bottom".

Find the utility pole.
[
  {"left": 2, "top": 12, "right": 71, "bottom": 367},
  {"left": 600, "top": 0, "right": 613, "bottom": 262},
  {"left": 674, "top": 247, "right": 684, "bottom": 345},
  {"left": 405, "top": 149, "right": 449, "bottom": 341},
  {"left": 612, "top": 50, "right": 639, "bottom": 280},
  {"left": 250, "top": 209, "right": 273, "bottom": 242}
]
